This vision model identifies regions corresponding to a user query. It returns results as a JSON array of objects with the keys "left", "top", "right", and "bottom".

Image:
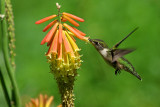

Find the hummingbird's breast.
[
  {"left": 99, "top": 48, "right": 109, "bottom": 58},
  {"left": 99, "top": 48, "right": 113, "bottom": 66}
]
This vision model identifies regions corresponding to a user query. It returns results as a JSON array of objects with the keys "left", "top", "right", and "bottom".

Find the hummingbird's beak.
[
  {"left": 88, "top": 38, "right": 92, "bottom": 42},
  {"left": 88, "top": 38, "right": 94, "bottom": 45}
]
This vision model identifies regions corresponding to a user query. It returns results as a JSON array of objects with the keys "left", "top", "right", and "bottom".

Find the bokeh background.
[{"left": 1, "top": 0, "right": 160, "bottom": 107}]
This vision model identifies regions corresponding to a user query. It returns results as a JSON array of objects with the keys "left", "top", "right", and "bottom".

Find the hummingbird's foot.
[
  {"left": 0, "top": 14, "right": 5, "bottom": 20},
  {"left": 115, "top": 69, "right": 121, "bottom": 75}
]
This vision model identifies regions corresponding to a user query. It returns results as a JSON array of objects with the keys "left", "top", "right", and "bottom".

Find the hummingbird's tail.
[{"left": 120, "top": 57, "right": 142, "bottom": 81}]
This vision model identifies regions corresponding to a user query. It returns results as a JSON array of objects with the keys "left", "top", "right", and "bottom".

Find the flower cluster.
[
  {"left": 35, "top": 6, "right": 88, "bottom": 78},
  {"left": 35, "top": 3, "right": 89, "bottom": 106},
  {"left": 25, "top": 94, "right": 54, "bottom": 107}
]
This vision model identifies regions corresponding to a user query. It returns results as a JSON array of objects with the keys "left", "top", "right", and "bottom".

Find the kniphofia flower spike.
[
  {"left": 35, "top": 3, "right": 89, "bottom": 77},
  {"left": 35, "top": 3, "right": 89, "bottom": 106}
]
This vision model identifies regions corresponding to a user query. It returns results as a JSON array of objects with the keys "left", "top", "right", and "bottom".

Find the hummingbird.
[{"left": 89, "top": 27, "right": 142, "bottom": 80}]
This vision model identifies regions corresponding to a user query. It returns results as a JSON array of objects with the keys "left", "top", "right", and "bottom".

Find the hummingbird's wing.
[
  {"left": 112, "top": 49, "right": 135, "bottom": 62},
  {"left": 112, "top": 27, "right": 138, "bottom": 49}
]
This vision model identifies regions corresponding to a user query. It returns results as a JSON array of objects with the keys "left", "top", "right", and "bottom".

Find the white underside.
[{"left": 100, "top": 48, "right": 108, "bottom": 57}]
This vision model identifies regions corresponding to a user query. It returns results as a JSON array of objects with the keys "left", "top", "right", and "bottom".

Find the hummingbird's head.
[{"left": 89, "top": 38, "right": 108, "bottom": 50}]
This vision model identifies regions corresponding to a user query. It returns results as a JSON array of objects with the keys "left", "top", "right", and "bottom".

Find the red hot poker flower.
[
  {"left": 35, "top": 4, "right": 89, "bottom": 77},
  {"left": 35, "top": 3, "right": 89, "bottom": 106}
]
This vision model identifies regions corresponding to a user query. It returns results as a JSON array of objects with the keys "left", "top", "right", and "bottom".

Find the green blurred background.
[{"left": 1, "top": 0, "right": 160, "bottom": 107}]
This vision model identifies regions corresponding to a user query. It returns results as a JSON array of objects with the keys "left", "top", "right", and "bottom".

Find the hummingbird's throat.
[{"left": 100, "top": 48, "right": 109, "bottom": 57}]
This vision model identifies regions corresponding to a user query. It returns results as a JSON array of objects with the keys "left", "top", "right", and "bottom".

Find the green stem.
[
  {"left": 57, "top": 6, "right": 62, "bottom": 24},
  {"left": 0, "top": 0, "right": 21, "bottom": 106},
  {"left": 0, "top": 68, "right": 12, "bottom": 107}
]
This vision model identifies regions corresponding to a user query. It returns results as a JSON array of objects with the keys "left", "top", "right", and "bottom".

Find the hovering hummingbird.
[{"left": 89, "top": 27, "right": 142, "bottom": 80}]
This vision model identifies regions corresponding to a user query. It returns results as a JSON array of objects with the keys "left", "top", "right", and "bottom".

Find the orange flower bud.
[
  {"left": 47, "top": 38, "right": 52, "bottom": 46},
  {"left": 43, "top": 20, "right": 58, "bottom": 32},
  {"left": 45, "top": 22, "right": 59, "bottom": 43},
  {"left": 58, "top": 24, "right": 63, "bottom": 44},
  {"left": 46, "top": 30, "right": 59, "bottom": 55},
  {"left": 35, "top": 15, "right": 57, "bottom": 24},
  {"left": 41, "top": 36, "right": 47, "bottom": 45},
  {"left": 58, "top": 43, "right": 62, "bottom": 59},
  {"left": 52, "top": 30, "right": 59, "bottom": 54},
  {"left": 63, "top": 12, "right": 84, "bottom": 22},
  {"left": 62, "top": 31, "right": 71, "bottom": 53},
  {"left": 63, "top": 23, "right": 87, "bottom": 40},
  {"left": 72, "top": 27, "right": 86, "bottom": 36},
  {"left": 62, "top": 15, "right": 79, "bottom": 27}
]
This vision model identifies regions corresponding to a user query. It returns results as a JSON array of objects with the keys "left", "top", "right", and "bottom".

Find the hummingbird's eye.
[{"left": 94, "top": 41, "right": 99, "bottom": 45}]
